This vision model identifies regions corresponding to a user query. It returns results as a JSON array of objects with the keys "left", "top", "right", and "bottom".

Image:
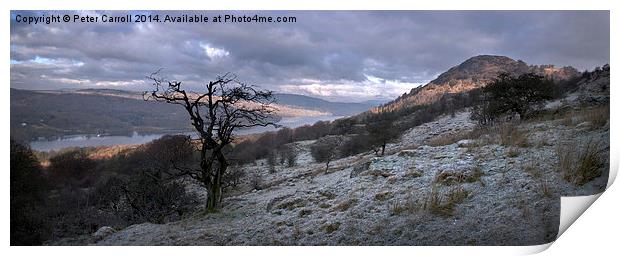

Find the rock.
[
  {"left": 92, "top": 226, "right": 116, "bottom": 241},
  {"left": 575, "top": 122, "right": 592, "bottom": 129},
  {"left": 350, "top": 161, "right": 371, "bottom": 178},
  {"left": 457, "top": 139, "right": 475, "bottom": 148},
  {"left": 398, "top": 149, "right": 418, "bottom": 157}
]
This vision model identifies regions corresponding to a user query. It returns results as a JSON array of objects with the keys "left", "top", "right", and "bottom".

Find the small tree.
[
  {"left": 367, "top": 119, "right": 400, "bottom": 156},
  {"left": 471, "top": 73, "right": 554, "bottom": 124},
  {"left": 281, "top": 144, "right": 298, "bottom": 167},
  {"left": 310, "top": 136, "right": 341, "bottom": 171},
  {"left": 144, "top": 71, "right": 277, "bottom": 212}
]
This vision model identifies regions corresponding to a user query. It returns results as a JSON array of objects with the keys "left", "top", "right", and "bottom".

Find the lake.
[{"left": 29, "top": 115, "right": 344, "bottom": 152}]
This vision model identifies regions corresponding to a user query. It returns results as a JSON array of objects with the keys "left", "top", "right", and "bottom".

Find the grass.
[
  {"left": 426, "top": 127, "right": 489, "bottom": 147},
  {"left": 435, "top": 166, "right": 484, "bottom": 186},
  {"left": 506, "top": 147, "right": 520, "bottom": 157},
  {"left": 404, "top": 168, "right": 423, "bottom": 178},
  {"left": 556, "top": 139, "right": 604, "bottom": 186},
  {"left": 523, "top": 164, "right": 542, "bottom": 179},
  {"left": 374, "top": 191, "right": 393, "bottom": 201},
  {"left": 517, "top": 196, "right": 531, "bottom": 219},
  {"left": 388, "top": 194, "right": 418, "bottom": 216},
  {"left": 275, "top": 198, "right": 306, "bottom": 211},
  {"left": 427, "top": 131, "right": 470, "bottom": 147},
  {"left": 298, "top": 208, "right": 313, "bottom": 217},
  {"left": 423, "top": 185, "right": 470, "bottom": 217},
  {"left": 540, "top": 180, "right": 552, "bottom": 198},
  {"left": 582, "top": 105, "right": 609, "bottom": 128},
  {"left": 560, "top": 104, "right": 609, "bottom": 129},
  {"left": 499, "top": 123, "right": 529, "bottom": 147},
  {"left": 331, "top": 198, "right": 358, "bottom": 212},
  {"left": 323, "top": 222, "right": 341, "bottom": 234}
]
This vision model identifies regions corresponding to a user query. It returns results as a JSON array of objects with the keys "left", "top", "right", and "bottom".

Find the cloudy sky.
[{"left": 10, "top": 11, "right": 609, "bottom": 102}]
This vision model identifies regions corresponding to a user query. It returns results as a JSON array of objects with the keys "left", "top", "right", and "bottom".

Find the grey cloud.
[{"left": 10, "top": 10, "right": 609, "bottom": 101}]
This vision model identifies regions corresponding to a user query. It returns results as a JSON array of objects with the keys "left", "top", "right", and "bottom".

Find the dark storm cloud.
[{"left": 10, "top": 10, "right": 609, "bottom": 101}]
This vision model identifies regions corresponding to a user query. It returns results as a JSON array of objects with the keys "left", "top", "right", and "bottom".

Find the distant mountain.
[
  {"left": 379, "top": 55, "right": 580, "bottom": 111},
  {"left": 71, "top": 89, "right": 373, "bottom": 117},
  {"left": 273, "top": 93, "right": 374, "bottom": 116}
]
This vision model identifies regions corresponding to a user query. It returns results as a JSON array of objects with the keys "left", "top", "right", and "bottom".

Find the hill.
[
  {"left": 379, "top": 55, "right": 580, "bottom": 112},
  {"left": 274, "top": 93, "right": 376, "bottom": 116}
]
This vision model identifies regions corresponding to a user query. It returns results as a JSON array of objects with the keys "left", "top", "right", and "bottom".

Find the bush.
[
  {"left": 471, "top": 73, "right": 555, "bottom": 125},
  {"left": 339, "top": 134, "right": 374, "bottom": 157},
  {"left": 279, "top": 144, "right": 298, "bottom": 167},
  {"left": 310, "top": 136, "right": 342, "bottom": 171},
  {"left": 130, "top": 175, "right": 193, "bottom": 223},
  {"left": 10, "top": 140, "right": 52, "bottom": 245},
  {"left": 48, "top": 149, "right": 98, "bottom": 187}
]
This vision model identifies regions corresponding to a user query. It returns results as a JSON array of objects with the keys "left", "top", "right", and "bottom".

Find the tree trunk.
[
  {"left": 204, "top": 150, "right": 227, "bottom": 212},
  {"left": 205, "top": 181, "right": 220, "bottom": 212},
  {"left": 381, "top": 144, "right": 386, "bottom": 156}
]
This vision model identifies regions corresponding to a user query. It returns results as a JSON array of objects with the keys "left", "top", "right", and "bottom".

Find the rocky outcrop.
[{"left": 576, "top": 64, "right": 610, "bottom": 105}]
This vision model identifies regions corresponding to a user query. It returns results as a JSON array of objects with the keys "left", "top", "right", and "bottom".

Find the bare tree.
[
  {"left": 310, "top": 136, "right": 342, "bottom": 172},
  {"left": 144, "top": 71, "right": 278, "bottom": 211}
]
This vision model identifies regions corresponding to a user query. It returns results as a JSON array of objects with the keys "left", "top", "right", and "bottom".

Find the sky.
[{"left": 10, "top": 10, "right": 610, "bottom": 102}]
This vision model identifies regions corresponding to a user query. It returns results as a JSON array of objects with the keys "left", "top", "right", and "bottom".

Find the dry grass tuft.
[
  {"left": 559, "top": 104, "right": 609, "bottom": 129},
  {"left": 323, "top": 222, "right": 341, "bottom": 234},
  {"left": 540, "top": 180, "right": 552, "bottom": 198},
  {"left": 298, "top": 208, "right": 313, "bottom": 217},
  {"left": 506, "top": 147, "right": 520, "bottom": 157},
  {"left": 374, "top": 191, "right": 393, "bottom": 201},
  {"left": 435, "top": 166, "right": 484, "bottom": 186},
  {"left": 556, "top": 139, "right": 604, "bottom": 186},
  {"left": 388, "top": 194, "right": 418, "bottom": 216},
  {"left": 423, "top": 186, "right": 470, "bottom": 217},
  {"left": 404, "top": 168, "right": 423, "bottom": 178},
  {"left": 499, "top": 123, "right": 529, "bottom": 147},
  {"left": 331, "top": 198, "right": 358, "bottom": 212},
  {"left": 523, "top": 164, "right": 542, "bottom": 179},
  {"left": 427, "top": 131, "right": 468, "bottom": 147},
  {"left": 581, "top": 105, "right": 610, "bottom": 128}
]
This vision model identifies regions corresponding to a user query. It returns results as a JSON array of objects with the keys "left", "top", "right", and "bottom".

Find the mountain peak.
[
  {"left": 430, "top": 55, "right": 528, "bottom": 85},
  {"left": 379, "top": 55, "right": 580, "bottom": 111}
]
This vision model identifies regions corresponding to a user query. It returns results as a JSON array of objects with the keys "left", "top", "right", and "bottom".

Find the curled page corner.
[{"left": 557, "top": 193, "right": 603, "bottom": 239}]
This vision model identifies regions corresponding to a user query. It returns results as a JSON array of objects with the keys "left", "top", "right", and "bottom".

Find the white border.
[{"left": 3, "top": 1, "right": 617, "bottom": 255}]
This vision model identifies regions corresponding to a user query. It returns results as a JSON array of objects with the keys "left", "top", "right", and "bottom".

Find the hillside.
[
  {"left": 379, "top": 55, "right": 580, "bottom": 112},
  {"left": 41, "top": 60, "right": 609, "bottom": 246},
  {"left": 274, "top": 93, "right": 376, "bottom": 116},
  {"left": 87, "top": 71, "right": 609, "bottom": 245}
]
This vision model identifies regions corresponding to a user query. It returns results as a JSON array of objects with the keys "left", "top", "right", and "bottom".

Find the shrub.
[
  {"left": 10, "top": 140, "right": 52, "bottom": 245},
  {"left": 471, "top": 73, "right": 555, "bottom": 125},
  {"left": 310, "top": 136, "right": 342, "bottom": 171},
  {"left": 119, "top": 171, "right": 197, "bottom": 224},
  {"left": 48, "top": 149, "right": 98, "bottom": 187}
]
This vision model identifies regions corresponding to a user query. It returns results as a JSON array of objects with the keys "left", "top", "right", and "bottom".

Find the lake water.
[{"left": 29, "top": 115, "right": 343, "bottom": 152}]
